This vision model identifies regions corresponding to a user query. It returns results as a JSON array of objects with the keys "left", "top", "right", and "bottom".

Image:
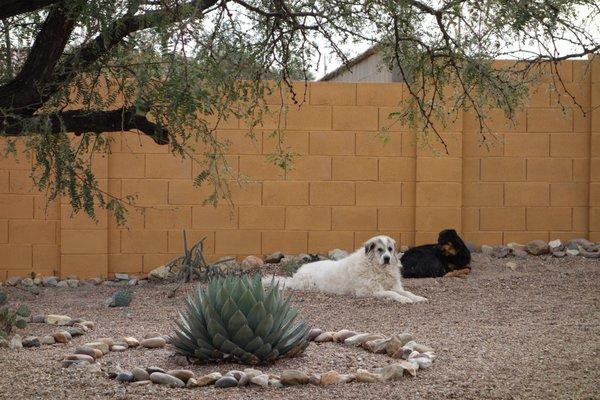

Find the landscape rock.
[
  {"left": 269, "top": 379, "right": 283, "bottom": 388},
  {"left": 114, "top": 273, "right": 129, "bottom": 281},
  {"left": 507, "top": 242, "right": 526, "bottom": 252},
  {"left": 65, "top": 279, "right": 79, "bottom": 288},
  {"left": 313, "top": 331, "right": 334, "bottom": 342},
  {"left": 344, "top": 333, "right": 386, "bottom": 346},
  {"left": 9, "top": 334, "right": 23, "bottom": 349},
  {"left": 363, "top": 338, "right": 390, "bottom": 354},
  {"left": 0, "top": 338, "right": 7, "bottom": 348},
  {"left": 183, "top": 377, "right": 197, "bottom": 388},
  {"left": 567, "top": 238, "right": 594, "bottom": 251},
  {"left": 197, "top": 372, "right": 222, "bottom": 386},
  {"left": 42, "top": 277, "right": 59, "bottom": 287},
  {"left": 150, "top": 372, "right": 185, "bottom": 388},
  {"left": 513, "top": 249, "right": 528, "bottom": 258},
  {"left": 241, "top": 255, "right": 264, "bottom": 270},
  {"left": 580, "top": 250, "right": 600, "bottom": 259},
  {"left": 243, "top": 368, "right": 263, "bottom": 380},
  {"left": 131, "top": 380, "right": 152, "bottom": 387},
  {"left": 552, "top": 251, "right": 566, "bottom": 258},
  {"left": 492, "top": 246, "right": 510, "bottom": 258},
  {"left": 355, "top": 369, "right": 383, "bottom": 383},
  {"left": 320, "top": 370, "right": 353, "bottom": 385},
  {"left": 146, "top": 366, "right": 166, "bottom": 374},
  {"left": 22, "top": 336, "right": 40, "bottom": 347},
  {"left": 148, "top": 265, "right": 173, "bottom": 281},
  {"left": 80, "top": 321, "right": 95, "bottom": 330},
  {"left": 30, "top": 315, "right": 45, "bottom": 323},
  {"left": 328, "top": 249, "right": 349, "bottom": 260},
  {"left": 214, "top": 376, "right": 239, "bottom": 388},
  {"left": 280, "top": 370, "right": 310, "bottom": 385},
  {"left": 265, "top": 252, "right": 285, "bottom": 264},
  {"left": 374, "top": 361, "right": 417, "bottom": 380},
  {"left": 65, "top": 327, "right": 84, "bottom": 337},
  {"left": 566, "top": 249, "right": 580, "bottom": 256},
  {"left": 53, "top": 331, "right": 71, "bottom": 343},
  {"left": 403, "top": 341, "right": 434, "bottom": 353},
  {"left": 20, "top": 278, "right": 34, "bottom": 287},
  {"left": 480, "top": 245, "right": 494, "bottom": 256},
  {"left": 412, "top": 356, "right": 433, "bottom": 369},
  {"left": 45, "top": 314, "right": 72, "bottom": 326},
  {"left": 84, "top": 341, "right": 109, "bottom": 354},
  {"left": 332, "top": 329, "right": 357, "bottom": 342},
  {"left": 132, "top": 367, "right": 150, "bottom": 382},
  {"left": 65, "top": 354, "right": 94, "bottom": 364},
  {"left": 307, "top": 328, "right": 323, "bottom": 341},
  {"left": 111, "top": 345, "right": 127, "bottom": 352},
  {"left": 6, "top": 277, "right": 21, "bottom": 286},
  {"left": 548, "top": 239, "right": 562, "bottom": 250},
  {"left": 167, "top": 369, "right": 194, "bottom": 383},
  {"left": 525, "top": 240, "right": 549, "bottom": 256},
  {"left": 141, "top": 337, "right": 166, "bottom": 348},
  {"left": 123, "top": 337, "right": 139, "bottom": 347},
  {"left": 116, "top": 371, "right": 135, "bottom": 383},
  {"left": 56, "top": 281, "right": 68, "bottom": 288},
  {"left": 75, "top": 347, "right": 98, "bottom": 359},
  {"left": 226, "top": 370, "right": 248, "bottom": 386},
  {"left": 40, "top": 335, "right": 55, "bottom": 345},
  {"left": 250, "top": 374, "right": 269, "bottom": 387}
]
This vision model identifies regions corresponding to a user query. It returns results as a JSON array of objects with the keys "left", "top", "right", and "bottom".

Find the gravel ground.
[{"left": 0, "top": 254, "right": 599, "bottom": 400}]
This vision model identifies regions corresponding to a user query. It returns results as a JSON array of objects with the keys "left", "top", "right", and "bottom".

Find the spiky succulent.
[
  {"left": 0, "top": 304, "right": 29, "bottom": 339},
  {"left": 108, "top": 289, "right": 132, "bottom": 307},
  {"left": 172, "top": 275, "right": 310, "bottom": 365}
]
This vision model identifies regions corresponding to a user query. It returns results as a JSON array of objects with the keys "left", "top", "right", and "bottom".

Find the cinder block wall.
[{"left": 0, "top": 59, "right": 598, "bottom": 280}]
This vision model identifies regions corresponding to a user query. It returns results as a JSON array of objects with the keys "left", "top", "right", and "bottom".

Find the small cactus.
[
  {"left": 108, "top": 289, "right": 132, "bottom": 307},
  {"left": 0, "top": 304, "right": 30, "bottom": 339}
]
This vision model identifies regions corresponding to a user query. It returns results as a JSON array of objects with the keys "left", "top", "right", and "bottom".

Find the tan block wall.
[{"left": 0, "top": 60, "right": 598, "bottom": 280}]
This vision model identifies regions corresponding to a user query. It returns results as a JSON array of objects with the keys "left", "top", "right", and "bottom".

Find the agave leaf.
[
  {"left": 231, "top": 325, "right": 255, "bottom": 347},
  {"left": 15, "top": 319, "right": 27, "bottom": 329},
  {"left": 274, "top": 322, "right": 310, "bottom": 353},
  {"left": 254, "top": 343, "right": 273, "bottom": 359},
  {"left": 254, "top": 314, "right": 274, "bottom": 338},
  {"left": 246, "top": 301, "right": 267, "bottom": 331},
  {"left": 220, "top": 339, "right": 239, "bottom": 354},
  {"left": 220, "top": 297, "right": 237, "bottom": 324},
  {"left": 207, "top": 318, "right": 229, "bottom": 342},
  {"left": 211, "top": 332, "right": 228, "bottom": 349},
  {"left": 244, "top": 336, "right": 264, "bottom": 353},
  {"left": 227, "top": 310, "right": 248, "bottom": 335},
  {"left": 237, "top": 289, "right": 256, "bottom": 315},
  {"left": 251, "top": 274, "right": 264, "bottom": 302}
]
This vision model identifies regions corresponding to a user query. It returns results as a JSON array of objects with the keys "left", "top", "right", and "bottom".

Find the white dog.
[{"left": 265, "top": 235, "right": 427, "bottom": 303}]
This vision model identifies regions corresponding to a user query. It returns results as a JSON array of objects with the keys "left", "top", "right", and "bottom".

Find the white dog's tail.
[{"left": 261, "top": 275, "right": 295, "bottom": 290}]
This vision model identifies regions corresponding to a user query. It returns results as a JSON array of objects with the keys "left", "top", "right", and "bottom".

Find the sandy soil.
[{"left": 0, "top": 254, "right": 598, "bottom": 400}]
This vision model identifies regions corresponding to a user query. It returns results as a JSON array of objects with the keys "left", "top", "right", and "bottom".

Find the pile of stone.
[
  {"left": 67, "top": 327, "right": 434, "bottom": 390},
  {"left": 3, "top": 315, "right": 95, "bottom": 349},
  {"left": 1, "top": 274, "right": 149, "bottom": 289},
  {"left": 479, "top": 238, "right": 600, "bottom": 259}
]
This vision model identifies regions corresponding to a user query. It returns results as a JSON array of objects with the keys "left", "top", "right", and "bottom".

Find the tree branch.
[
  {"left": 0, "top": 2, "right": 77, "bottom": 112},
  {"left": 2, "top": 107, "right": 169, "bottom": 145},
  {"left": 0, "top": 0, "right": 61, "bottom": 20}
]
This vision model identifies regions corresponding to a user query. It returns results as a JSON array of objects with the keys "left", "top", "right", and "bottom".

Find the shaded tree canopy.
[{"left": 0, "top": 0, "right": 598, "bottom": 223}]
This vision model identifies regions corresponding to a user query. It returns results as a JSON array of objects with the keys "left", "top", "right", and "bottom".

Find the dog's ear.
[{"left": 364, "top": 240, "right": 375, "bottom": 254}]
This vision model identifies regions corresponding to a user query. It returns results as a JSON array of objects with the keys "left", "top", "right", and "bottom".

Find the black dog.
[{"left": 400, "top": 229, "right": 471, "bottom": 278}]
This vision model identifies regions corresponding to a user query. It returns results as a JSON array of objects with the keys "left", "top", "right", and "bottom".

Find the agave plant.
[{"left": 172, "top": 274, "right": 310, "bottom": 365}]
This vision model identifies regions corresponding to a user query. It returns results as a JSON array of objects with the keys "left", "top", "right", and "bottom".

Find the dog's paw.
[
  {"left": 412, "top": 295, "right": 428, "bottom": 303},
  {"left": 395, "top": 296, "right": 414, "bottom": 304}
]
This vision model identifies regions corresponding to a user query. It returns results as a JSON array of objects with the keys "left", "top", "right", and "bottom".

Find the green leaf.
[{"left": 15, "top": 319, "right": 27, "bottom": 329}]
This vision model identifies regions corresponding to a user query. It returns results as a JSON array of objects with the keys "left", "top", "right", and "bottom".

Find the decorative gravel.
[{"left": 0, "top": 253, "right": 598, "bottom": 399}]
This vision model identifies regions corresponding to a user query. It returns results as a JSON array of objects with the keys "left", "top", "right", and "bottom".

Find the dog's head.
[
  {"left": 364, "top": 235, "right": 398, "bottom": 266},
  {"left": 437, "top": 229, "right": 468, "bottom": 257}
]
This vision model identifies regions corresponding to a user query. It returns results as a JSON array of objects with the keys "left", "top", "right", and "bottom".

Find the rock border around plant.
[{"left": 60, "top": 328, "right": 436, "bottom": 390}]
